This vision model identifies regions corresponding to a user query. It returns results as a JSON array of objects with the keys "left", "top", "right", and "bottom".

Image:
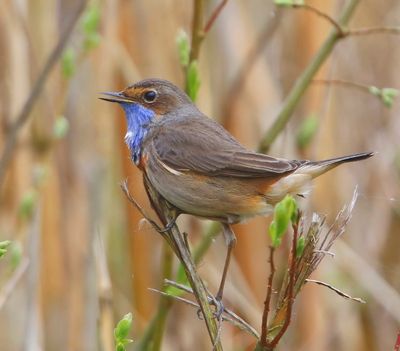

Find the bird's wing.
[{"left": 148, "top": 116, "right": 302, "bottom": 178}]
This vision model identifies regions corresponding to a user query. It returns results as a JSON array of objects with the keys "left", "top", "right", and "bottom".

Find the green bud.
[
  {"left": 61, "top": 48, "right": 76, "bottom": 78},
  {"left": 0, "top": 248, "right": 7, "bottom": 258},
  {"left": 0, "top": 240, "right": 11, "bottom": 249},
  {"left": 10, "top": 241, "right": 22, "bottom": 269},
  {"left": 381, "top": 88, "right": 398, "bottom": 108},
  {"left": 53, "top": 116, "right": 70, "bottom": 139},
  {"left": 176, "top": 30, "right": 190, "bottom": 67},
  {"left": 114, "top": 313, "right": 133, "bottom": 341},
  {"left": 296, "top": 115, "right": 319, "bottom": 149},
  {"left": 82, "top": 6, "right": 100, "bottom": 35},
  {"left": 186, "top": 60, "right": 201, "bottom": 102},
  {"left": 18, "top": 190, "right": 37, "bottom": 220},
  {"left": 268, "top": 195, "right": 298, "bottom": 248}
]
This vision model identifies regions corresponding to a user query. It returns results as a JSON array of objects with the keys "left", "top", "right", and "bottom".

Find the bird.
[{"left": 100, "top": 78, "right": 373, "bottom": 306}]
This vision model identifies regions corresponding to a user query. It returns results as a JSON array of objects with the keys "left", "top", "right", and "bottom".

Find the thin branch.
[
  {"left": 189, "top": 0, "right": 205, "bottom": 62},
  {"left": 141, "top": 178, "right": 223, "bottom": 350},
  {"left": 347, "top": 26, "right": 400, "bottom": 36},
  {"left": 260, "top": 246, "right": 276, "bottom": 346},
  {"left": 258, "top": 0, "right": 360, "bottom": 153},
  {"left": 268, "top": 221, "right": 298, "bottom": 348},
  {"left": 0, "top": 0, "right": 88, "bottom": 188},
  {"left": 120, "top": 180, "right": 163, "bottom": 233},
  {"left": 160, "top": 279, "right": 260, "bottom": 338},
  {"left": 204, "top": 0, "right": 228, "bottom": 34},
  {"left": 306, "top": 279, "right": 366, "bottom": 304},
  {"left": 295, "top": 4, "right": 345, "bottom": 36},
  {"left": 312, "top": 78, "right": 371, "bottom": 93}
]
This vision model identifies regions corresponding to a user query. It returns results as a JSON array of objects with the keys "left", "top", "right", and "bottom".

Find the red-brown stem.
[
  {"left": 268, "top": 223, "right": 298, "bottom": 348},
  {"left": 204, "top": 0, "right": 228, "bottom": 34},
  {"left": 260, "top": 246, "right": 276, "bottom": 346}
]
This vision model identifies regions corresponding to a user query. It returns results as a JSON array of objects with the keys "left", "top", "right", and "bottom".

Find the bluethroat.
[{"left": 101, "top": 78, "right": 373, "bottom": 304}]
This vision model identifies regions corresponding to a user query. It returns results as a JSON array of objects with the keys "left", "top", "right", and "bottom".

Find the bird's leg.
[
  {"left": 213, "top": 223, "right": 237, "bottom": 316},
  {"left": 158, "top": 215, "right": 178, "bottom": 233}
]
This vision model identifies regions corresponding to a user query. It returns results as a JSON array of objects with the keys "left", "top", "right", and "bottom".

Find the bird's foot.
[
  {"left": 157, "top": 217, "right": 177, "bottom": 233},
  {"left": 211, "top": 294, "right": 225, "bottom": 320},
  {"left": 195, "top": 294, "right": 225, "bottom": 320}
]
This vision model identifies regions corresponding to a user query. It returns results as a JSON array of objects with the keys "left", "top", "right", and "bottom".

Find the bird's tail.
[{"left": 297, "top": 151, "right": 375, "bottom": 178}]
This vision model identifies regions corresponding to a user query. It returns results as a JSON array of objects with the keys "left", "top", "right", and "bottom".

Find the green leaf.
[
  {"left": 296, "top": 115, "right": 319, "bottom": 149},
  {"left": 186, "top": 60, "right": 201, "bottom": 102},
  {"left": 53, "top": 116, "right": 70, "bottom": 139},
  {"left": 296, "top": 236, "right": 305, "bottom": 258},
  {"left": 114, "top": 313, "right": 133, "bottom": 343},
  {"left": 274, "top": 0, "right": 304, "bottom": 6},
  {"left": 18, "top": 190, "right": 37, "bottom": 220},
  {"left": 61, "top": 48, "right": 76, "bottom": 78},
  {"left": 176, "top": 30, "right": 190, "bottom": 67}
]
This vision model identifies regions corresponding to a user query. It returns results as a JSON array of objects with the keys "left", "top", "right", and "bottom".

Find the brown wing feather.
[{"left": 146, "top": 115, "right": 302, "bottom": 178}]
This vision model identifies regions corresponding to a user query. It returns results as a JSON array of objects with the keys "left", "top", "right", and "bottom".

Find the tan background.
[{"left": 0, "top": 0, "right": 399, "bottom": 350}]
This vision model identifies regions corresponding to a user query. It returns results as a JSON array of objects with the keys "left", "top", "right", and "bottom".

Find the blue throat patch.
[{"left": 120, "top": 103, "right": 155, "bottom": 164}]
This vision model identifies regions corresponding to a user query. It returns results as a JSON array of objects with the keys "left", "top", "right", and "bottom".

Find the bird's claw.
[
  {"left": 158, "top": 218, "right": 177, "bottom": 233},
  {"left": 195, "top": 295, "right": 225, "bottom": 320}
]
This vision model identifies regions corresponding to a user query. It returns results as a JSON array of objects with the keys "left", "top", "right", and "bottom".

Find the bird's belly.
[{"left": 146, "top": 167, "right": 272, "bottom": 222}]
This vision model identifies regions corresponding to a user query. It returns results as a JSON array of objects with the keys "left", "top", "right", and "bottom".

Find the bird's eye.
[{"left": 143, "top": 90, "right": 157, "bottom": 103}]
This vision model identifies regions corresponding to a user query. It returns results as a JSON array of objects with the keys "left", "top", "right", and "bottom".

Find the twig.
[
  {"left": 306, "top": 279, "right": 366, "bottom": 304},
  {"left": 204, "top": 0, "right": 228, "bottom": 34},
  {"left": 189, "top": 0, "right": 205, "bottom": 62},
  {"left": 161, "top": 279, "right": 260, "bottom": 338},
  {"left": 267, "top": 220, "right": 299, "bottom": 348},
  {"left": 295, "top": 4, "right": 345, "bottom": 36},
  {"left": 260, "top": 246, "right": 276, "bottom": 346},
  {"left": 258, "top": 0, "right": 360, "bottom": 153},
  {"left": 0, "top": 258, "right": 29, "bottom": 310},
  {"left": 313, "top": 78, "right": 371, "bottom": 93},
  {"left": 120, "top": 180, "right": 163, "bottom": 233},
  {"left": 140, "top": 178, "right": 223, "bottom": 350},
  {"left": 0, "top": 0, "right": 88, "bottom": 188},
  {"left": 347, "top": 26, "right": 400, "bottom": 36}
]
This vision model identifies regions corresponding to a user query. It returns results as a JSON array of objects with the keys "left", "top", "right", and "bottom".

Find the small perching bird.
[{"left": 100, "top": 78, "right": 373, "bottom": 305}]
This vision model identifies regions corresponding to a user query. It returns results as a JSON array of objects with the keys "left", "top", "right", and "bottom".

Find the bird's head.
[{"left": 100, "top": 78, "right": 192, "bottom": 117}]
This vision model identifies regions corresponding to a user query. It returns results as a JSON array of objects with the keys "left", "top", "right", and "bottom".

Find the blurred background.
[{"left": 0, "top": 0, "right": 399, "bottom": 350}]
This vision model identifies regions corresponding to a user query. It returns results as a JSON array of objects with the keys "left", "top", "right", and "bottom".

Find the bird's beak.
[{"left": 99, "top": 91, "right": 133, "bottom": 104}]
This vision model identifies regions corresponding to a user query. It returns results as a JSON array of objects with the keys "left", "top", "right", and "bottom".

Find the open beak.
[{"left": 99, "top": 91, "right": 133, "bottom": 103}]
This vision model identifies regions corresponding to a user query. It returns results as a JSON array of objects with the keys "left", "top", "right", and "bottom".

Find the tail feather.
[{"left": 297, "top": 151, "right": 374, "bottom": 178}]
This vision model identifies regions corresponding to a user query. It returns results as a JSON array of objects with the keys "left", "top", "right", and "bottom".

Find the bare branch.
[
  {"left": 260, "top": 246, "right": 276, "bottom": 346},
  {"left": 204, "top": 0, "right": 228, "bottom": 34},
  {"left": 306, "top": 279, "right": 366, "bottom": 304}
]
